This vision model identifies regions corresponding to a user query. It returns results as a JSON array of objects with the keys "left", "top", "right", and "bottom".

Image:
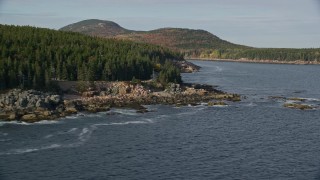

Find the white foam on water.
[
  {"left": 86, "top": 113, "right": 104, "bottom": 118},
  {"left": 67, "top": 127, "right": 78, "bottom": 133},
  {"left": 58, "top": 127, "right": 79, "bottom": 135},
  {"left": 176, "top": 111, "right": 198, "bottom": 116},
  {"left": 0, "top": 132, "right": 8, "bottom": 136},
  {"left": 94, "top": 120, "right": 149, "bottom": 127},
  {"left": 285, "top": 100, "right": 298, "bottom": 104},
  {"left": 143, "top": 105, "right": 156, "bottom": 109},
  {"left": 44, "top": 127, "right": 78, "bottom": 139},
  {"left": 77, "top": 113, "right": 86, "bottom": 116},
  {"left": 33, "top": 120, "right": 60, "bottom": 125},
  {"left": 110, "top": 121, "right": 148, "bottom": 125},
  {"left": 244, "top": 102, "right": 257, "bottom": 107},
  {"left": 0, "top": 143, "right": 62, "bottom": 156},
  {"left": 215, "top": 66, "right": 223, "bottom": 72},
  {"left": 0, "top": 122, "right": 5, "bottom": 127},
  {"left": 176, "top": 106, "right": 206, "bottom": 116},
  {"left": 77, "top": 126, "right": 97, "bottom": 143},
  {"left": 12, "top": 148, "right": 40, "bottom": 154},
  {"left": 0, "top": 120, "right": 60, "bottom": 127},
  {"left": 0, "top": 121, "right": 31, "bottom": 126},
  {"left": 1, "top": 116, "right": 156, "bottom": 155},
  {"left": 65, "top": 115, "right": 79, "bottom": 119},
  {"left": 304, "top": 98, "right": 320, "bottom": 102},
  {"left": 143, "top": 118, "right": 154, "bottom": 123},
  {"left": 112, "top": 109, "right": 138, "bottom": 116},
  {"left": 211, "top": 105, "right": 229, "bottom": 108},
  {"left": 1, "top": 126, "right": 99, "bottom": 155},
  {"left": 44, "top": 134, "right": 54, "bottom": 139},
  {"left": 156, "top": 115, "right": 170, "bottom": 119},
  {"left": 0, "top": 138, "right": 11, "bottom": 142},
  {"left": 42, "top": 128, "right": 94, "bottom": 149}
]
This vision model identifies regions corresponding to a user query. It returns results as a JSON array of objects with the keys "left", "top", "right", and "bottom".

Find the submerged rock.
[
  {"left": 287, "top": 97, "right": 306, "bottom": 102},
  {"left": 283, "top": 103, "right": 313, "bottom": 110},
  {"left": 208, "top": 101, "right": 227, "bottom": 106}
]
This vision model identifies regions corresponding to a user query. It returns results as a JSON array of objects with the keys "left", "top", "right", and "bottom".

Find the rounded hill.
[
  {"left": 60, "top": 19, "right": 248, "bottom": 52},
  {"left": 60, "top": 19, "right": 131, "bottom": 37}
]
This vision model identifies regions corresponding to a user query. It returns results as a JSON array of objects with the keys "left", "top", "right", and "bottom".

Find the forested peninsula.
[
  {"left": 0, "top": 24, "right": 185, "bottom": 90},
  {"left": 0, "top": 24, "right": 239, "bottom": 122}
]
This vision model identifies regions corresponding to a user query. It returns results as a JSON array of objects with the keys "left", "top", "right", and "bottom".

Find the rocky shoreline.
[
  {"left": 0, "top": 82, "right": 240, "bottom": 123},
  {"left": 174, "top": 60, "right": 201, "bottom": 72}
]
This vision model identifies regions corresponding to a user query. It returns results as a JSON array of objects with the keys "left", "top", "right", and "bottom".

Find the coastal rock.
[
  {"left": 65, "top": 107, "right": 78, "bottom": 114},
  {"left": 175, "top": 60, "right": 200, "bottom": 73},
  {"left": 111, "top": 87, "right": 119, "bottom": 95},
  {"left": 21, "top": 114, "right": 38, "bottom": 122},
  {"left": 99, "top": 91, "right": 110, "bottom": 96},
  {"left": 36, "top": 99, "right": 47, "bottom": 108},
  {"left": 0, "top": 82, "right": 241, "bottom": 122},
  {"left": 64, "top": 100, "right": 79, "bottom": 114},
  {"left": 136, "top": 109, "right": 149, "bottom": 113},
  {"left": 82, "top": 91, "right": 97, "bottom": 97},
  {"left": 7, "top": 112, "right": 17, "bottom": 120},
  {"left": 42, "top": 111, "right": 52, "bottom": 117},
  {"left": 283, "top": 103, "right": 313, "bottom": 110},
  {"left": 0, "top": 111, "right": 8, "bottom": 120},
  {"left": 36, "top": 110, "right": 55, "bottom": 120},
  {"left": 0, "top": 89, "right": 64, "bottom": 122},
  {"left": 49, "top": 95, "right": 62, "bottom": 104},
  {"left": 119, "top": 86, "right": 131, "bottom": 95},
  {"left": 208, "top": 101, "right": 227, "bottom": 106},
  {"left": 287, "top": 97, "right": 306, "bottom": 102},
  {"left": 16, "top": 97, "right": 28, "bottom": 108}
]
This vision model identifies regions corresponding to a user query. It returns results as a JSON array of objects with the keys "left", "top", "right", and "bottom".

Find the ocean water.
[{"left": 1, "top": 61, "right": 320, "bottom": 180}]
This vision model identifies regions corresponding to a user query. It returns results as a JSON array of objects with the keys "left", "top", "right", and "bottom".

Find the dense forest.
[{"left": 0, "top": 24, "right": 183, "bottom": 90}]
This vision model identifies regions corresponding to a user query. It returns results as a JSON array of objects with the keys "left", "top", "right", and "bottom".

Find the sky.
[{"left": 0, "top": 0, "right": 319, "bottom": 48}]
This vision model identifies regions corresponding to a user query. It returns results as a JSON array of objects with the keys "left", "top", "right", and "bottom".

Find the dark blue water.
[{"left": 1, "top": 61, "right": 320, "bottom": 180}]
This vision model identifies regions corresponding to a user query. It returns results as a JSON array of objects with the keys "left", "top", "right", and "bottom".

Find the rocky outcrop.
[
  {"left": 0, "top": 89, "right": 62, "bottom": 110},
  {"left": 174, "top": 60, "right": 200, "bottom": 73},
  {"left": 283, "top": 103, "right": 314, "bottom": 110},
  {"left": 0, "top": 82, "right": 240, "bottom": 122},
  {"left": 208, "top": 101, "right": 227, "bottom": 106},
  {"left": 269, "top": 96, "right": 318, "bottom": 110},
  {"left": 0, "top": 89, "right": 64, "bottom": 122}
]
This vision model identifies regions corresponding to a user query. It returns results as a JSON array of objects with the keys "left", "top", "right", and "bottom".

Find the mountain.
[
  {"left": 60, "top": 19, "right": 320, "bottom": 62},
  {"left": 60, "top": 19, "right": 131, "bottom": 37},
  {"left": 60, "top": 19, "right": 247, "bottom": 52}
]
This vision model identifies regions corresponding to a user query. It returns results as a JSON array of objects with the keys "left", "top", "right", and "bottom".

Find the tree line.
[
  {"left": 185, "top": 48, "right": 320, "bottom": 62},
  {"left": 0, "top": 25, "right": 183, "bottom": 90}
]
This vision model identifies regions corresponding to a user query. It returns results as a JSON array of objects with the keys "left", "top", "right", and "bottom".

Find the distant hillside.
[
  {"left": 117, "top": 28, "right": 246, "bottom": 51},
  {"left": 60, "top": 19, "right": 320, "bottom": 62},
  {"left": 60, "top": 19, "right": 247, "bottom": 52}
]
